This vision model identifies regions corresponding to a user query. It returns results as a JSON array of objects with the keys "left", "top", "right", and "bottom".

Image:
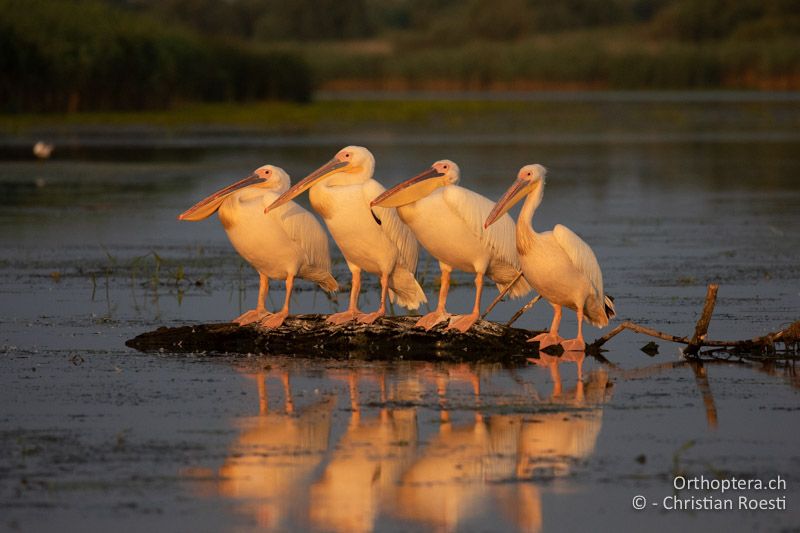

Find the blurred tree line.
[
  {"left": 130, "top": 0, "right": 799, "bottom": 44},
  {"left": 0, "top": 0, "right": 312, "bottom": 113},
  {"left": 378, "top": 0, "right": 799, "bottom": 45},
  {"left": 127, "top": 0, "right": 375, "bottom": 41},
  {"left": 2, "top": 0, "right": 799, "bottom": 113}
]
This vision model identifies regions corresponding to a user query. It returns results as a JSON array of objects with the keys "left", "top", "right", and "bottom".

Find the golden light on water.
[{"left": 185, "top": 358, "right": 611, "bottom": 532}]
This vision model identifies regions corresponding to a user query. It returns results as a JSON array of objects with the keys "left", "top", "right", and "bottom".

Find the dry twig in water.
[{"left": 590, "top": 284, "right": 798, "bottom": 357}]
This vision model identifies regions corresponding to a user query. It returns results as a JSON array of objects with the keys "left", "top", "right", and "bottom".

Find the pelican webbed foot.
[
  {"left": 560, "top": 337, "right": 586, "bottom": 352},
  {"left": 233, "top": 309, "right": 271, "bottom": 326},
  {"left": 528, "top": 332, "right": 563, "bottom": 348},
  {"left": 446, "top": 312, "right": 480, "bottom": 333},
  {"left": 259, "top": 310, "right": 289, "bottom": 329},
  {"left": 415, "top": 310, "right": 451, "bottom": 330},
  {"left": 357, "top": 309, "right": 385, "bottom": 324},
  {"left": 326, "top": 309, "right": 360, "bottom": 325}
]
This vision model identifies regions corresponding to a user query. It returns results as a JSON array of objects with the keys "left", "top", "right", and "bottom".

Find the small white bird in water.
[
  {"left": 265, "top": 146, "right": 426, "bottom": 325},
  {"left": 178, "top": 165, "right": 337, "bottom": 328},
  {"left": 371, "top": 160, "right": 531, "bottom": 332},
  {"left": 484, "top": 165, "right": 615, "bottom": 351},
  {"left": 33, "top": 141, "right": 53, "bottom": 160}
]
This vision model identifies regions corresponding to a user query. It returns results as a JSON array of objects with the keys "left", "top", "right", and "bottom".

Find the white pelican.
[
  {"left": 178, "top": 165, "right": 337, "bottom": 328},
  {"left": 370, "top": 160, "right": 531, "bottom": 332},
  {"left": 484, "top": 164, "right": 615, "bottom": 351},
  {"left": 265, "top": 146, "right": 426, "bottom": 325}
]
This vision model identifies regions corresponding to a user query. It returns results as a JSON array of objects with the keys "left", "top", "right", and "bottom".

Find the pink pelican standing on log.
[
  {"left": 265, "top": 146, "right": 426, "bottom": 325},
  {"left": 179, "top": 165, "right": 337, "bottom": 328},
  {"left": 371, "top": 160, "right": 531, "bottom": 332},
  {"left": 484, "top": 164, "right": 615, "bottom": 351}
]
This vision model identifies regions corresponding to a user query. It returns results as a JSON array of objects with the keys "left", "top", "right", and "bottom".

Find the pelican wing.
[
  {"left": 553, "top": 224, "right": 603, "bottom": 296},
  {"left": 362, "top": 178, "right": 419, "bottom": 272},
  {"left": 442, "top": 185, "right": 518, "bottom": 268},
  {"left": 268, "top": 197, "right": 331, "bottom": 271}
]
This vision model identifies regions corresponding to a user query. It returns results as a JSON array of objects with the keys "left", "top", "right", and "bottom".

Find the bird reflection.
[
  {"left": 391, "top": 353, "right": 611, "bottom": 533},
  {"left": 215, "top": 370, "right": 335, "bottom": 530},
  {"left": 391, "top": 407, "right": 520, "bottom": 531},
  {"left": 310, "top": 369, "right": 419, "bottom": 533},
  {"left": 196, "top": 358, "right": 611, "bottom": 533},
  {"left": 517, "top": 352, "right": 610, "bottom": 480}
]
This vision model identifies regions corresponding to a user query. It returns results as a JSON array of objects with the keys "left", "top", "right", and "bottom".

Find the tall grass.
[
  {"left": 296, "top": 32, "right": 800, "bottom": 90},
  {"left": 0, "top": 0, "right": 311, "bottom": 113},
  {"left": 2, "top": 0, "right": 798, "bottom": 114}
]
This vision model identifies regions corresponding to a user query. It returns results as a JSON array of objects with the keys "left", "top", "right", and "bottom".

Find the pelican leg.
[
  {"left": 282, "top": 371, "right": 294, "bottom": 415},
  {"left": 257, "top": 372, "right": 267, "bottom": 415},
  {"left": 234, "top": 273, "right": 272, "bottom": 325},
  {"left": 545, "top": 358, "right": 564, "bottom": 398},
  {"left": 436, "top": 375, "right": 450, "bottom": 425},
  {"left": 379, "top": 372, "right": 389, "bottom": 423},
  {"left": 470, "top": 369, "right": 483, "bottom": 424},
  {"left": 561, "top": 305, "right": 587, "bottom": 352},
  {"left": 416, "top": 267, "right": 452, "bottom": 330},
  {"left": 529, "top": 303, "right": 564, "bottom": 347},
  {"left": 327, "top": 268, "right": 362, "bottom": 324},
  {"left": 447, "top": 271, "right": 484, "bottom": 333},
  {"left": 348, "top": 371, "right": 361, "bottom": 425},
  {"left": 358, "top": 272, "right": 389, "bottom": 324},
  {"left": 260, "top": 274, "right": 293, "bottom": 329}
]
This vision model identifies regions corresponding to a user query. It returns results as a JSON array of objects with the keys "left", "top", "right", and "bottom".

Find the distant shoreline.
[
  {"left": 314, "top": 89, "right": 800, "bottom": 102},
  {"left": 316, "top": 76, "right": 800, "bottom": 92},
  {"left": 3, "top": 92, "right": 800, "bottom": 154}
]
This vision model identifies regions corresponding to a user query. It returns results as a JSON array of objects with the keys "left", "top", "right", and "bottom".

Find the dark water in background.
[{"left": 1, "top": 93, "right": 799, "bottom": 532}]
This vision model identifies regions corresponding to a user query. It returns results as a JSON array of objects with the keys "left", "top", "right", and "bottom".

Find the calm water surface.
[{"left": 1, "top": 94, "right": 799, "bottom": 532}]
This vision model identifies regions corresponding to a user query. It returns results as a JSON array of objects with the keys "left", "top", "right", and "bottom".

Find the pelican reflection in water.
[
  {"left": 205, "top": 370, "right": 335, "bottom": 530},
  {"left": 390, "top": 354, "right": 610, "bottom": 532},
  {"left": 192, "top": 359, "right": 611, "bottom": 532},
  {"left": 309, "top": 369, "right": 420, "bottom": 533}
]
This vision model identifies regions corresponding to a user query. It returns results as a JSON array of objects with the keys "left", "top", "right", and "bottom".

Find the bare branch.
[
  {"left": 481, "top": 270, "right": 524, "bottom": 319},
  {"left": 506, "top": 295, "right": 542, "bottom": 326},
  {"left": 685, "top": 284, "right": 719, "bottom": 356}
]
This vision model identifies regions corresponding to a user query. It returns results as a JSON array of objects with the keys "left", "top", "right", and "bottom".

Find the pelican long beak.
[
  {"left": 484, "top": 178, "right": 531, "bottom": 228},
  {"left": 370, "top": 167, "right": 445, "bottom": 208},
  {"left": 264, "top": 158, "right": 348, "bottom": 213},
  {"left": 178, "top": 173, "right": 264, "bottom": 221}
]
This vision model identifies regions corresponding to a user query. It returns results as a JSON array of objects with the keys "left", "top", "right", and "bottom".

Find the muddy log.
[{"left": 125, "top": 314, "right": 543, "bottom": 363}]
